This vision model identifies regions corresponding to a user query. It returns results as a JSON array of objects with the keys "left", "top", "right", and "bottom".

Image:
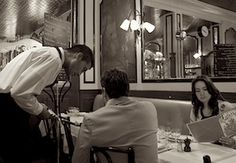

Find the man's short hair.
[
  {"left": 101, "top": 68, "right": 129, "bottom": 98},
  {"left": 67, "top": 44, "right": 94, "bottom": 68}
]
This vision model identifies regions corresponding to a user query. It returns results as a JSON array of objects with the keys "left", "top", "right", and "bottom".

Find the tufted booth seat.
[{"left": 92, "top": 94, "right": 192, "bottom": 135}]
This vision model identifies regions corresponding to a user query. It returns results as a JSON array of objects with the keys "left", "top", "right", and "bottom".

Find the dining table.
[
  {"left": 158, "top": 142, "right": 236, "bottom": 163},
  {"left": 60, "top": 113, "right": 236, "bottom": 162}
]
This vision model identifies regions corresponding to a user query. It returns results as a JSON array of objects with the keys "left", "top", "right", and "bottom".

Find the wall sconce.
[
  {"left": 176, "top": 30, "right": 187, "bottom": 40},
  {"left": 176, "top": 30, "right": 198, "bottom": 41},
  {"left": 120, "top": 10, "right": 155, "bottom": 35},
  {"left": 193, "top": 52, "right": 201, "bottom": 59}
]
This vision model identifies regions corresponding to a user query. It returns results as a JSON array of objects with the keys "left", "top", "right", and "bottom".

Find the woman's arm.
[
  {"left": 218, "top": 100, "right": 235, "bottom": 112},
  {"left": 218, "top": 100, "right": 236, "bottom": 148}
]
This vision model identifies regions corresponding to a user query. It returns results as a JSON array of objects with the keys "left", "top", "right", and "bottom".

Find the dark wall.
[
  {"left": 79, "top": 90, "right": 101, "bottom": 112},
  {"left": 198, "top": 0, "right": 236, "bottom": 12},
  {"left": 100, "top": 0, "right": 137, "bottom": 82}
]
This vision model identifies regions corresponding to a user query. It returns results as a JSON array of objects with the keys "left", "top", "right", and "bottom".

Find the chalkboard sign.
[
  {"left": 214, "top": 44, "right": 236, "bottom": 76},
  {"left": 44, "top": 13, "right": 71, "bottom": 48}
]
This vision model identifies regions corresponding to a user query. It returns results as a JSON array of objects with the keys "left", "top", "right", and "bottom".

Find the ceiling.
[{"left": 0, "top": 0, "right": 70, "bottom": 40}]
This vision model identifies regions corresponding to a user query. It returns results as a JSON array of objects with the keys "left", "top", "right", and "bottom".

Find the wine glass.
[
  {"left": 158, "top": 126, "right": 169, "bottom": 148},
  {"left": 172, "top": 128, "right": 181, "bottom": 151},
  {"left": 172, "top": 128, "right": 181, "bottom": 142}
]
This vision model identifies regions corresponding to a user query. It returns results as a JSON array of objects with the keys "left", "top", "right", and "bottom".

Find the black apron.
[{"left": 0, "top": 93, "right": 32, "bottom": 163}]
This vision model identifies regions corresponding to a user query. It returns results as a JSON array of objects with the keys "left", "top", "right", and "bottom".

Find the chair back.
[
  {"left": 90, "top": 146, "right": 135, "bottom": 163},
  {"left": 61, "top": 118, "right": 74, "bottom": 160}
]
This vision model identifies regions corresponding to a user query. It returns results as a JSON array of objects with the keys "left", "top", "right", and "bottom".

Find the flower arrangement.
[
  {"left": 144, "top": 50, "right": 165, "bottom": 62},
  {"left": 144, "top": 49, "right": 165, "bottom": 79}
]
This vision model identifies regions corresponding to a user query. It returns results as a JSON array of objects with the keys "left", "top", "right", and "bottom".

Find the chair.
[
  {"left": 90, "top": 146, "right": 135, "bottom": 163},
  {"left": 60, "top": 118, "right": 75, "bottom": 162},
  {"left": 62, "top": 122, "right": 74, "bottom": 155}
]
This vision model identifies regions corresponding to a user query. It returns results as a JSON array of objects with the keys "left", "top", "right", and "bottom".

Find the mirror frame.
[{"left": 141, "top": 0, "right": 236, "bottom": 82}]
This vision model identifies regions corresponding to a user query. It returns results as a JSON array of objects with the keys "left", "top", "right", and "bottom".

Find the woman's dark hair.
[
  {"left": 66, "top": 44, "right": 94, "bottom": 67},
  {"left": 101, "top": 68, "right": 129, "bottom": 98},
  {"left": 191, "top": 75, "right": 225, "bottom": 118}
]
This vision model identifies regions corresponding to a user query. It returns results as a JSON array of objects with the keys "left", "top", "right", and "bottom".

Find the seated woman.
[{"left": 190, "top": 75, "right": 236, "bottom": 148}]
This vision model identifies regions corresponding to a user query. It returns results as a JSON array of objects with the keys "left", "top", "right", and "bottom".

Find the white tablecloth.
[
  {"left": 60, "top": 113, "right": 85, "bottom": 153},
  {"left": 60, "top": 117, "right": 236, "bottom": 162},
  {"left": 159, "top": 142, "right": 236, "bottom": 163},
  {"left": 68, "top": 115, "right": 84, "bottom": 137}
]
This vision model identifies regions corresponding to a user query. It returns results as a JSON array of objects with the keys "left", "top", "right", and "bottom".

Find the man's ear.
[{"left": 102, "top": 88, "right": 109, "bottom": 103}]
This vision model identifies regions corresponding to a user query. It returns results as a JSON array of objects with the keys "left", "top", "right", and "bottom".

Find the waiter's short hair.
[
  {"left": 67, "top": 44, "right": 94, "bottom": 68},
  {"left": 101, "top": 68, "right": 129, "bottom": 98}
]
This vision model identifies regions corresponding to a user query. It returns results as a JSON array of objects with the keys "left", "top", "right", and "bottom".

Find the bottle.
[
  {"left": 184, "top": 137, "right": 191, "bottom": 152},
  {"left": 203, "top": 155, "right": 211, "bottom": 163}
]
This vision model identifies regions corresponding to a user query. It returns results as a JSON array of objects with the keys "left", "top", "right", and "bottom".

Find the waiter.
[{"left": 0, "top": 44, "right": 94, "bottom": 163}]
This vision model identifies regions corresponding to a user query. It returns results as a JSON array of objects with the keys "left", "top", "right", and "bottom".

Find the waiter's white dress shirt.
[
  {"left": 72, "top": 96, "right": 158, "bottom": 163},
  {"left": 0, "top": 47, "right": 64, "bottom": 115}
]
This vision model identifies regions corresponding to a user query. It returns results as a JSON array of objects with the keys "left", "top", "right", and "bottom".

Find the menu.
[
  {"left": 187, "top": 108, "right": 236, "bottom": 142},
  {"left": 214, "top": 44, "right": 236, "bottom": 76},
  {"left": 219, "top": 109, "right": 236, "bottom": 137},
  {"left": 186, "top": 115, "right": 224, "bottom": 142}
]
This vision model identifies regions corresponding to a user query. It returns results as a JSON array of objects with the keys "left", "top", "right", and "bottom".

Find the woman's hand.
[{"left": 219, "top": 137, "right": 235, "bottom": 147}]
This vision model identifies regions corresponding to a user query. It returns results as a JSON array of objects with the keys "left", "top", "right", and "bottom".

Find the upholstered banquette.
[{"left": 92, "top": 94, "right": 192, "bottom": 135}]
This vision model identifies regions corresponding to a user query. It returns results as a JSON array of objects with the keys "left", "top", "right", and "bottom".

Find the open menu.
[
  {"left": 186, "top": 109, "right": 236, "bottom": 142},
  {"left": 187, "top": 115, "right": 224, "bottom": 142},
  {"left": 219, "top": 109, "right": 236, "bottom": 137}
]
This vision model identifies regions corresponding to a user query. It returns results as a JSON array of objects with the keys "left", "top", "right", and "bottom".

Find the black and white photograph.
[{"left": 0, "top": 0, "right": 236, "bottom": 163}]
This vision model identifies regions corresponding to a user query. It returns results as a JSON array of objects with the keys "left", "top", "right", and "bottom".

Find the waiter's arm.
[{"left": 11, "top": 57, "right": 60, "bottom": 115}]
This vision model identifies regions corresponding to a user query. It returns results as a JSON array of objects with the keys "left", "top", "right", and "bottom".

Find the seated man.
[{"left": 72, "top": 68, "right": 158, "bottom": 163}]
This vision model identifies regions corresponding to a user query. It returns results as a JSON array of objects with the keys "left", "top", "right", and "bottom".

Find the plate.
[
  {"left": 168, "top": 136, "right": 176, "bottom": 142},
  {"left": 158, "top": 143, "right": 166, "bottom": 150},
  {"left": 66, "top": 112, "right": 87, "bottom": 117},
  {"left": 167, "top": 135, "right": 194, "bottom": 143},
  {"left": 78, "top": 112, "right": 87, "bottom": 116}
]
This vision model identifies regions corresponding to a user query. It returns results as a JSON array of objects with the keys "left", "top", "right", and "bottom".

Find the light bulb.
[
  {"left": 193, "top": 53, "right": 201, "bottom": 59},
  {"left": 143, "top": 22, "right": 155, "bottom": 33},
  {"left": 120, "top": 19, "right": 130, "bottom": 31},
  {"left": 130, "top": 19, "right": 140, "bottom": 30},
  {"left": 180, "top": 31, "right": 187, "bottom": 39}
]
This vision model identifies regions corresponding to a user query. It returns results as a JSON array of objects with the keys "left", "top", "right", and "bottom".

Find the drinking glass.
[
  {"left": 163, "top": 126, "right": 172, "bottom": 148},
  {"left": 171, "top": 128, "right": 181, "bottom": 151},
  {"left": 172, "top": 128, "right": 181, "bottom": 142},
  {"left": 158, "top": 126, "right": 169, "bottom": 148}
]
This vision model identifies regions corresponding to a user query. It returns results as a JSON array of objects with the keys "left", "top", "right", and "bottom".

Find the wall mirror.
[{"left": 142, "top": 2, "right": 236, "bottom": 82}]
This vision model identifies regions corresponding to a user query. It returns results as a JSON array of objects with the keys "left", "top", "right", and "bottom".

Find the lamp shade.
[
  {"left": 130, "top": 19, "right": 140, "bottom": 30},
  {"left": 143, "top": 22, "right": 155, "bottom": 33},
  {"left": 193, "top": 52, "right": 201, "bottom": 59},
  {"left": 120, "top": 19, "right": 130, "bottom": 31}
]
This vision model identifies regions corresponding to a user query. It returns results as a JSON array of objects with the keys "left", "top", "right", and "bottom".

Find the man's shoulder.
[
  {"left": 134, "top": 99, "right": 155, "bottom": 107},
  {"left": 85, "top": 106, "right": 108, "bottom": 117},
  {"left": 129, "top": 99, "right": 156, "bottom": 113}
]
